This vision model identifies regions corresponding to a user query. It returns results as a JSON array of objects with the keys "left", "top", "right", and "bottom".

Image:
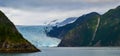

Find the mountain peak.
[
  {"left": 56, "top": 17, "right": 78, "bottom": 27},
  {"left": 86, "top": 12, "right": 100, "bottom": 16},
  {"left": 0, "top": 10, "right": 40, "bottom": 52}
]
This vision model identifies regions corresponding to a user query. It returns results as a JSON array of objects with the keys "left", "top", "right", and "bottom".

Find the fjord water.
[{"left": 0, "top": 47, "right": 120, "bottom": 56}]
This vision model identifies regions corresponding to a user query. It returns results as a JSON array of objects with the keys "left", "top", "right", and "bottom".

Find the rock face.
[
  {"left": 0, "top": 10, "right": 40, "bottom": 52},
  {"left": 58, "top": 6, "right": 120, "bottom": 47}
]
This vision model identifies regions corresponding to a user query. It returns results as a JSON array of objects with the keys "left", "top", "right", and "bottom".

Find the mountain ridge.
[
  {"left": 58, "top": 5, "right": 120, "bottom": 47},
  {"left": 0, "top": 10, "right": 40, "bottom": 52},
  {"left": 47, "top": 12, "right": 100, "bottom": 39}
]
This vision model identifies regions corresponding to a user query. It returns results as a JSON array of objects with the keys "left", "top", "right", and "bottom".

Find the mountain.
[
  {"left": 46, "top": 17, "right": 77, "bottom": 27},
  {"left": 58, "top": 6, "right": 120, "bottom": 47},
  {"left": 56, "top": 17, "right": 78, "bottom": 27},
  {"left": 0, "top": 10, "right": 40, "bottom": 52},
  {"left": 46, "top": 19, "right": 59, "bottom": 26},
  {"left": 16, "top": 25, "right": 60, "bottom": 47},
  {"left": 47, "top": 12, "right": 100, "bottom": 39}
]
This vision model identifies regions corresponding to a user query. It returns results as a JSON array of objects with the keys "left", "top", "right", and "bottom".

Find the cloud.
[
  {"left": 0, "top": 0, "right": 120, "bottom": 11},
  {"left": 0, "top": 0, "right": 120, "bottom": 25},
  {"left": 1, "top": 6, "right": 116, "bottom": 25}
]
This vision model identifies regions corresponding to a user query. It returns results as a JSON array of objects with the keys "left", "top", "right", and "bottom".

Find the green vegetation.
[
  {"left": 0, "top": 10, "right": 40, "bottom": 52},
  {"left": 59, "top": 12, "right": 100, "bottom": 46},
  {"left": 59, "top": 6, "right": 120, "bottom": 47}
]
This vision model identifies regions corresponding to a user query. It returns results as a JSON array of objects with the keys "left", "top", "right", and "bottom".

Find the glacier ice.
[{"left": 16, "top": 25, "right": 61, "bottom": 48}]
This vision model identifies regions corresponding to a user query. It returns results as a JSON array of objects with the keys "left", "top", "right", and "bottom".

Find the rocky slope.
[
  {"left": 0, "top": 10, "right": 40, "bottom": 52},
  {"left": 58, "top": 6, "right": 120, "bottom": 47}
]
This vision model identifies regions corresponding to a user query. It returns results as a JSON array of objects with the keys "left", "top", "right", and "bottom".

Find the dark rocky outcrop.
[
  {"left": 0, "top": 10, "right": 40, "bottom": 52},
  {"left": 58, "top": 6, "right": 120, "bottom": 47}
]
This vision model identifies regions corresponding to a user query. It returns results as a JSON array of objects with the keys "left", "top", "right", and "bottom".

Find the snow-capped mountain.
[
  {"left": 16, "top": 25, "right": 61, "bottom": 48},
  {"left": 46, "top": 19, "right": 60, "bottom": 26},
  {"left": 56, "top": 17, "right": 78, "bottom": 27},
  {"left": 47, "top": 17, "right": 78, "bottom": 27}
]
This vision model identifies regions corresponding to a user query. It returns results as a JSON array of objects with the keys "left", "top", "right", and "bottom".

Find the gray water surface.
[{"left": 0, "top": 47, "right": 120, "bottom": 56}]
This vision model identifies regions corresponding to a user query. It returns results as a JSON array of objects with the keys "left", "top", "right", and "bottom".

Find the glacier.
[{"left": 16, "top": 25, "right": 61, "bottom": 48}]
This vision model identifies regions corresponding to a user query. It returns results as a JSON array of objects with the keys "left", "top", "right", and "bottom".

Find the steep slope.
[
  {"left": 47, "top": 12, "right": 100, "bottom": 39},
  {"left": 0, "top": 10, "right": 40, "bottom": 52},
  {"left": 92, "top": 6, "right": 120, "bottom": 46},
  {"left": 59, "top": 13, "right": 100, "bottom": 46},
  {"left": 58, "top": 6, "right": 120, "bottom": 47}
]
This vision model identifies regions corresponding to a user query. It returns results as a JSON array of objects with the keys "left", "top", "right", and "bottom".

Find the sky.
[{"left": 0, "top": 0, "right": 120, "bottom": 25}]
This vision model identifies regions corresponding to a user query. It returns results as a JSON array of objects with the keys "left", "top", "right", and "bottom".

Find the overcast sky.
[{"left": 0, "top": 0, "right": 120, "bottom": 25}]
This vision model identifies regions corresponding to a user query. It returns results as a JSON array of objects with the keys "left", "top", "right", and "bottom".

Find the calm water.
[{"left": 0, "top": 47, "right": 120, "bottom": 56}]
